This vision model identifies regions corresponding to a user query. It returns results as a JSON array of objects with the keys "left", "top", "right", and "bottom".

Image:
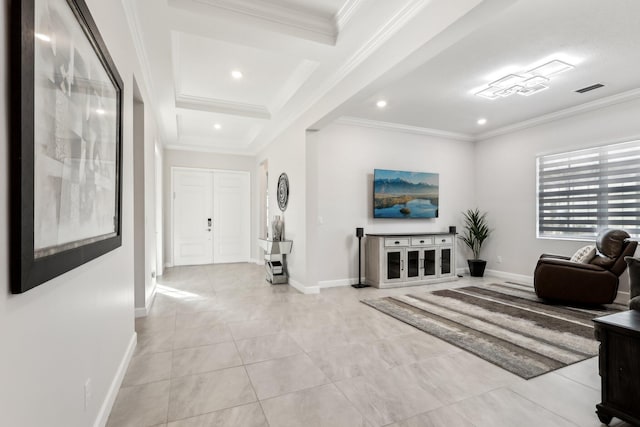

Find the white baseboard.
[
  {"left": 94, "top": 332, "right": 137, "bottom": 427},
  {"left": 484, "top": 269, "right": 534, "bottom": 285},
  {"left": 164, "top": 262, "right": 174, "bottom": 268},
  {"left": 318, "top": 277, "right": 365, "bottom": 288},
  {"left": 289, "top": 278, "right": 319, "bottom": 294},
  {"left": 134, "top": 283, "right": 157, "bottom": 318},
  {"left": 253, "top": 258, "right": 265, "bottom": 266}
]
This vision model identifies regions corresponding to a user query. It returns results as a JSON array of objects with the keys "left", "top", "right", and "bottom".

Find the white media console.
[{"left": 365, "top": 232, "right": 457, "bottom": 288}]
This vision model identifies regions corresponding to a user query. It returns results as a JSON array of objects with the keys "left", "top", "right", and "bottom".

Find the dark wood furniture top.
[{"left": 593, "top": 310, "right": 640, "bottom": 426}]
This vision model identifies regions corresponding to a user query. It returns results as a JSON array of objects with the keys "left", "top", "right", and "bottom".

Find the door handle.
[
  {"left": 207, "top": 218, "right": 212, "bottom": 227},
  {"left": 401, "top": 260, "right": 404, "bottom": 271}
]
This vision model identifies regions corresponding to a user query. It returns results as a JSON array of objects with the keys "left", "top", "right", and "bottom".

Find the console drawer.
[
  {"left": 436, "top": 236, "right": 453, "bottom": 245},
  {"left": 384, "top": 238, "right": 410, "bottom": 247},
  {"left": 411, "top": 237, "right": 434, "bottom": 246}
]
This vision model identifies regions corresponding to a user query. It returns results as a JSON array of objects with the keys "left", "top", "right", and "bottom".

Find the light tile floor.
[{"left": 106, "top": 263, "right": 632, "bottom": 427}]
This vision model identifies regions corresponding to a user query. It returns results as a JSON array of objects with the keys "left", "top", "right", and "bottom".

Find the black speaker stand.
[{"left": 352, "top": 233, "right": 369, "bottom": 289}]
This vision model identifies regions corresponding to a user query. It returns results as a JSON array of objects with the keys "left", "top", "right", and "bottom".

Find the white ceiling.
[
  {"left": 338, "top": 0, "right": 640, "bottom": 138},
  {"left": 124, "top": 0, "right": 640, "bottom": 154}
]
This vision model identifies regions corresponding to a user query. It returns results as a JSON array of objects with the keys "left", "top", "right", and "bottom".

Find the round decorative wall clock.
[{"left": 277, "top": 173, "right": 289, "bottom": 211}]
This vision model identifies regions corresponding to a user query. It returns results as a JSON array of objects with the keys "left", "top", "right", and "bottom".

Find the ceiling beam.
[
  {"left": 169, "top": 0, "right": 338, "bottom": 45},
  {"left": 176, "top": 94, "right": 272, "bottom": 119}
]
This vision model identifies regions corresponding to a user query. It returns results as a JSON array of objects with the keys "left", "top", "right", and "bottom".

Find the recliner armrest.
[
  {"left": 539, "top": 253, "right": 571, "bottom": 261},
  {"left": 536, "top": 258, "right": 605, "bottom": 272}
]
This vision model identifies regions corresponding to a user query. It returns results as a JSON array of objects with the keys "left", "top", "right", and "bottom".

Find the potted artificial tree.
[{"left": 459, "top": 208, "right": 492, "bottom": 277}]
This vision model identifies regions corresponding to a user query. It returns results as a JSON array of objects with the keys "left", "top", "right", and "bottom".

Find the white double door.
[{"left": 173, "top": 168, "right": 250, "bottom": 266}]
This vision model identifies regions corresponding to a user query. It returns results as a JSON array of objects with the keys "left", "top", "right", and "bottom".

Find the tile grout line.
[
  {"left": 508, "top": 386, "right": 584, "bottom": 426},
  {"left": 164, "top": 297, "right": 179, "bottom": 425},
  {"left": 229, "top": 308, "right": 273, "bottom": 427}
]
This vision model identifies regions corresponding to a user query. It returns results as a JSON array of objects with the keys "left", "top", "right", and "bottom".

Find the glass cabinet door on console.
[
  {"left": 407, "top": 249, "right": 421, "bottom": 281},
  {"left": 422, "top": 248, "right": 437, "bottom": 278},
  {"left": 385, "top": 249, "right": 404, "bottom": 282},
  {"left": 440, "top": 247, "right": 452, "bottom": 276}
]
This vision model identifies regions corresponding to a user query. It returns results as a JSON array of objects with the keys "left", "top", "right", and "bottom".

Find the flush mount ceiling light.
[
  {"left": 213, "top": 123, "right": 222, "bottom": 130},
  {"left": 477, "top": 118, "right": 487, "bottom": 125},
  {"left": 96, "top": 108, "right": 105, "bottom": 115},
  {"left": 475, "top": 59, "right": 574, "bottom": 100},
  {"left": 231, "top": 70, "right": 243, "bottom": 79},
  {"left": 376, "top": 100, "right": 387, "bottom": 108}
]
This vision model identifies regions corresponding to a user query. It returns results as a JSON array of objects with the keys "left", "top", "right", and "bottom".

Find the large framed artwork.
[
  {"left": 373, "top": 169, "right": 439, "bottom": 219},
  {"left": 11, "top": 0, "right": 123, "bottom": 293}
]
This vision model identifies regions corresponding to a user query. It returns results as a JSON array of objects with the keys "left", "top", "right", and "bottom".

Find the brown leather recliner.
[{"left": 534, "top": 229, "right": 638, "bottom": 305}]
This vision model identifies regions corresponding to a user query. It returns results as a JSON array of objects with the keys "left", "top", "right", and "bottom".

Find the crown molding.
[
  {"left": 476, "top": 88, "right": 640, "bottom": 141},
  {"left": 165, "top": 143, "right": 255, "bottom": 156},
  {"left": 333, "top": 0, "right": 428, "bottom": 90},
  {"left": 251, "top": 0, "right": 429, "bottom": 154},
  {"left": 178, "top": 134, "right": 249, "bottom": 148},
  {"left": 176, "top": 94, "right": 271, "bottom": 119},
  {"left": 187, "top": 0, "right": 337, "bottom": 45},
  {"left": 171, "top": 34, "right": 182, "bottom": 97},
  {"left": 334, "top": 0, "right": 364, "bottom": 33},
  {"left": 337, "top": 117, "right": 475, "bottom": 142},
  {"left": 121, "top": 0, "right": 157, "bottom": 111}
]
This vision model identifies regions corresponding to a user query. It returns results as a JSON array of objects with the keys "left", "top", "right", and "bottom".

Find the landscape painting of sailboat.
[{"left": 373, "top": 169, "right": 439, "bottom": 218}]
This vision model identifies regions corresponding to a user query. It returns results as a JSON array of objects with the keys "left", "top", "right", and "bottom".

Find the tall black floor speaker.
[{"left": 352, "top": 227, "right": 369, "bottom": 288}]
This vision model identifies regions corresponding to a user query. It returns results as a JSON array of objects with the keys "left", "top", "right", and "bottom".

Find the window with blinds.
[{"left": 537, "top": 140, "right": 640, "bottom": 240}]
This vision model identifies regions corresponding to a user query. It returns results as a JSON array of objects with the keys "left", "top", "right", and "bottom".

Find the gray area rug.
[{"left": 362, "top": 283, "right": 623, "bottom": 379}]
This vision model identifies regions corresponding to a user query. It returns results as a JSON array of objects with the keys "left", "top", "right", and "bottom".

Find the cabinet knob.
[
  {"left": 441, "top": 239, "right": 446, "bottom": 242},
  {"left": 420, "top": 240, "right": 424, "bottom": 243},
  {"left": 395, "top": 241, "right": 400, "bottom": 245}
]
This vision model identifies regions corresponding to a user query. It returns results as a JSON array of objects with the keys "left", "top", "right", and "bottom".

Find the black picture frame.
[{"left": 11, "top": 0, "right": 123, "bottom": 293}]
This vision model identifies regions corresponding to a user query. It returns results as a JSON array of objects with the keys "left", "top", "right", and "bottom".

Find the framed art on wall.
[{"left": 11, "top": 0, "right": 123, "bottom": 293}]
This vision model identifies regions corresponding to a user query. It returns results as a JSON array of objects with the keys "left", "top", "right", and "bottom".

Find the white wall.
[
  {"left": 133, "top": 99, "right": 146, "bottom": 311},
  {"left": 0, "top": 0, "right": 155, "bottom": 425},
  {"left": 163, "top": 149, "right": 256, "bottom": 265},
  {"left": 132, "top": 94, "right": 158, "bottom": 315},
  {"left": 142, "top": 98, "right": 159, "bottom": 310},
  {"left": 308, "top": 123, "right": 476, "bottom": 287},
  {"left": 257, "top": 125, "right": 309, "bottom": 291},
  {"left": 475, "top": 97, "right": 640, "bottom": 287},
  {"left": 155, "top": 142, "right": 164, "bottom": 276}
]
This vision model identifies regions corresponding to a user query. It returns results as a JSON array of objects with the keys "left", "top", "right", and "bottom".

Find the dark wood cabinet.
[{"left": 593, "top": 310, "right": 640, "bottom": 425}]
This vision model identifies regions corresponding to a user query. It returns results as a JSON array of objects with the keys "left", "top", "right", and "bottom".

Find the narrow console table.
[
  {"left": 365, "top": 232, "right": 457, "bottom": 288},
  {"left": 593, "top": 310, "right": 640, "bottom": 426},
  {"left": 258, "top": 239, "right": 293, "bottom": 285}
]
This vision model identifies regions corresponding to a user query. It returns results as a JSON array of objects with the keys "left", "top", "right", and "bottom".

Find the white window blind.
[{"left": 537, "top": 140, "right": 640, "bottom": 240}]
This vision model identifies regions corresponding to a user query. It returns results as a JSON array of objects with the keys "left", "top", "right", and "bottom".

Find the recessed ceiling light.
[
  {"left": 477, "top": 118, "right": 487, "bottom": 125},
  {"left": 96, "top": 109, "right": 105, "bottom": 115},
  {"left": 35, "top": 33, "right": 51, "bottom": 42},
  {"left": 231, "top": 70, "right": 243, "bottom": 79},
  {"left": 213, "top": 123, "right": 222, "bottom": 130},
  {"left": 376, "top": 100, "right": 387, "bottom": 108}
]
